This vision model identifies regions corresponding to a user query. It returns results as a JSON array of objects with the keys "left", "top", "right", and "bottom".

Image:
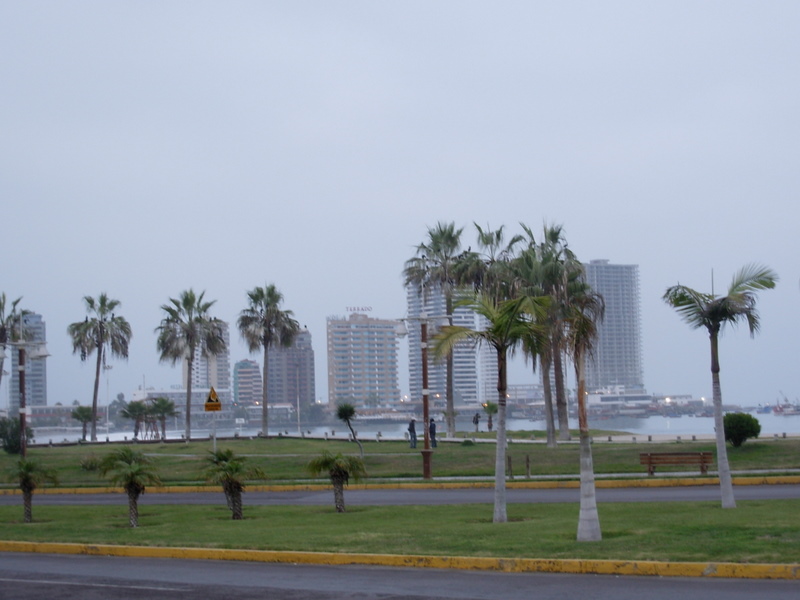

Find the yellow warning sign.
[{"left": 205, "top": 387, "right": 221, "bottom": 412}]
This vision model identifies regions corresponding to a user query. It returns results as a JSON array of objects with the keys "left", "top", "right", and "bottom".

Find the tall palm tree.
[
  {"left": 511, "top": 235, "right": 558, "bottom": 448},
  {"left": 8, "top": 458, "right": 58, "bottom": 523},
  {"left": 204, "top": 449, "right": 266, "bottom": 520},
  {"left": 563, "top": 281, "right": 604, "bottom": 541},
  {"left": 156, "top": 289, "right": 227, "bottom": 440},
  {"left": 336, "top": 402, "right": 363, "bottom": 458},
  {"left": 306, "top": 450, "right": 367, "bottom": 513},
  {"left": 537, "top": 224, "right": 583, "bottom": 441},
  {"left": 237, "top": 284, "right": 299, "bottom": 436},
  {"left": 0, "top": 294, "right": 23, "bottom": 394},
  {"left": 100, "top": 447, "right": 161, "bottom": 528},
  {"left": 403, "top": 222, "right": 465, "bottom": 437},
  {"left": 433, "top": 293, "right": 547, "bottom": 523},
  {"left": 70, "top": 405, "right": 95, "bottom": 441},
  {"left": 148, "top": 397, "right": 178, "bottom": 440},
  {"left": 663, "top": 264, "right": 778, "bottom": 509},
  {"left": 67, "top": 294, "right": 132, "bottom": 442}
]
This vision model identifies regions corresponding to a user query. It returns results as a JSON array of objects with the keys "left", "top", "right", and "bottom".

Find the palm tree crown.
[
  {"left": 238, "top": 284, "right": 299, "bottom": 436},
  {"left": 68, "top": 293, "right": 132, "bottom": 442},
  {"left": 156, "top": 289, "right": 226, "bottom": 440}
]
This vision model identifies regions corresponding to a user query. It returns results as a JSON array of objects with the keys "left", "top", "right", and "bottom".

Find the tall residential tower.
[{"left": 582, "top": 260, "right": 644, "bottom": 392}]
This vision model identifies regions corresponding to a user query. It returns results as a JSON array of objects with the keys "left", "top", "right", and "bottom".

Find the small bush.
[
  {"left": 461, "top": 439, "right": 475, "bottom": 447},
  {"left": 80, "top": 455, "right": 101, "bottom": 472},
  {"left": 723, "top": 412, "right": 761, "bottom": 447}
]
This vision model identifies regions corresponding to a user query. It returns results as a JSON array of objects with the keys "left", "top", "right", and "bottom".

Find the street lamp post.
[
  {"left": 17, "top": 346, "right": 27, "bottom": 457},
  {"left": 420, "top": 320, "right": 432, "bottom": 479},
  {"left": 0, "top": 339, "right": 49, "bottom": 458},
  {"left": 398, "top": 312, "right": 447, "bottom": 480}
]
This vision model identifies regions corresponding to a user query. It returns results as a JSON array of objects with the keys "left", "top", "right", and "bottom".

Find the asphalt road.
[
  {"left": 2, "top": 483, "right": 799, "bottom": 507},
  {"left": 1, "top": 553, "right": 798, "bottom": 600}
]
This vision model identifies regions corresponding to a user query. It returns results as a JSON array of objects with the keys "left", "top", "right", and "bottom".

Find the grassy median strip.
[
  {"left": 2, "top": 437, "right": 799, "bottom": 487},
  {"left": 1, "top": 499, "right": 799, "bottom": 564}
]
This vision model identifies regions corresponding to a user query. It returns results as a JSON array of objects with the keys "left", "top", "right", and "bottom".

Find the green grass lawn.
[
  {"left": 2, "top": 436, "right": 798, "bottom": 488},
  {"left": 1, "top": 499, "right": 798, "bottom": 564}
]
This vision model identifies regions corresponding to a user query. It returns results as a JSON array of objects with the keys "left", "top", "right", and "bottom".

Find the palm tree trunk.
[
  {"left": 261, "top": 346, "right": 270, "bottom": 435},
  {"left": 493, "top": 346, "right": 508, "bottom": 523},
  {"left": 128, "top": 492, "right": 139, "bottom": 528},
  {"left": 185, "top": 354, "right": 194, "bottom": 440},
  {"left": 231, "top": 489, "right": 243, "bottom": 520},
  {"left": 332, "top": 477, "right": 346, "bottom": 513},
  {"left": 576, "top": 351, "right": 601, "bottom": 541},
  {"left": 160, "top": 417, "right": 166, "bottom": 440},
  {"left": 23, "top": 490, "right": 33, "bottom": 523},
  {"left": 540, "top": 352, "right": 557, "bottom": 448},
  {"left": 553, "top": 348, "right": 570, "bottom": 441},
  {"left": 346, "top": 420, "right": 364, "bottom": 459},
  {"left": 91, "top": 344, "right": 103, "bottom": 442},
  {"left": 710, "top": 331, "right": 736, "bottom": 508}
]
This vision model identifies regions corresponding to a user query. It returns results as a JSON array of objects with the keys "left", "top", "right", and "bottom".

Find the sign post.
[{"left": 205, "top": 387, "right": 221, "bottom": 452}]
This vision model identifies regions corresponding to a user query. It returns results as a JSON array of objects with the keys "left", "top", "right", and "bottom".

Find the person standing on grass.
[
  {"left": 408, "top": 418, "right": 417, "bottom": 448},
  {"left": 429, "top": 418, "right": 437, "bottom": 448},
  {"left": 472, "top": 412, "right": 481, "bottom": 432}
]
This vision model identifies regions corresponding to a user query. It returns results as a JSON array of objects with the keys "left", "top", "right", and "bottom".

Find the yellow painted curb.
[{"left": 0, "top": 540, "right": 797, "bottom": 580}]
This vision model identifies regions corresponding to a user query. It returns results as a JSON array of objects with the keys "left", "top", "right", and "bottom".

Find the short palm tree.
[
  {"left": 404, "top": 222, "right": 466, "bottom": 437},
  {"left": 306, "top": 450, "right": 366, "bottom": 513},
  {"left": 67, "top": 294, "right": 132, "bottom": 442},
  {"left": 0, "top": 294, "right": 23, "bottom": 394},
  {"left": 433, "top": 293, "right": 547, "bottom": 523},
  {"left": 70, "top": 405, "right": 95, "bottom": 441},
  {"left": 100, "top": 447, "right": 161, "bottom": 528},
  {"left": 336, "top": 403, "right": 363, "bottom": 458},
  {"left": 482, "top": 401, "right": 498, "bottom": 432},
  {"left": 156, "top": 289, "right": 227, "bottom": 440},
  {"left": 204, "top": 449, "right": 266, "bottom": 520},
  {"left": 120, "top": 400, "right": 148, "bottom": 439},
  {"left": 663, "top": 264, "right": 778, "bottom": 509},
  {"left": 148, "top": 397, "right": 178, "bottom": 440},
  {"left": 8, "top": 458, "right": 58, "bottom": 523},
  {"left": 238, "top": 284, "right": 300, "bottom": 436}
]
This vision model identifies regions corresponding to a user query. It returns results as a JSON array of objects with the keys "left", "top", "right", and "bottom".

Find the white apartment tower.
[
  {"left": 406, "top": 285, "right": 493, "bottom": 411},
  {"left": 582, "top": 260, "right": 644, "bottom": 392},
  {"left": 326, "top": 313, "right": 401, "bottom": 407}
]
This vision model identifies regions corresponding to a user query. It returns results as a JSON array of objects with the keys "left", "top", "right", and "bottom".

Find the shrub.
[
  {"left": 80, "top": 455, "right": 101, "bottom": 472},
  {"left": 0, "top": 417, "right": 34, "bottom": 455},
  {"left": 461, "top": 439, "right": 475, "bottom": 447},
  {"left": 723, "top": 412, "right": 761, "bottom": 447}
]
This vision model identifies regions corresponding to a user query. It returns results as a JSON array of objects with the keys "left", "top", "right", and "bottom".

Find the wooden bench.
[{"left": 639, "top": 452, "right": 714, "bottom": 476}]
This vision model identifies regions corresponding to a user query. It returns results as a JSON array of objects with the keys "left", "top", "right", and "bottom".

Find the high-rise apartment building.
[
  {"left": 233, "top": 359, "right": 262, "bottom": 406},
  {"left": 406, "top": 285, "right": 490, "bottom": 411},
  {"left": 582, "top": 260, "right": 644, "bottom": 392},
  {"left": 182, "top": 320, "right": 231, "bottom": 401},
  {"left": 267, "top": 329, "right": 316, "bottom": 413},
  {"left": 327, "top": 313, "right": 400, "bottom": 407},
  {"left": 9, "top": 313, "right": 48, "bottom": 411}
]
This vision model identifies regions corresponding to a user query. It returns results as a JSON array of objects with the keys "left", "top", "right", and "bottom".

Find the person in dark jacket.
[
  {"left": 408, "top": 418, "right": 417, "bottom": 448},
  {"left": 429, "top": 418, "right": 437, "bottom": 448}
]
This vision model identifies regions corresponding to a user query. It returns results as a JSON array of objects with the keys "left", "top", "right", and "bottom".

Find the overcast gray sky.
[{"left": 2, "top": 2, "right": 798, "bottom": 410}]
